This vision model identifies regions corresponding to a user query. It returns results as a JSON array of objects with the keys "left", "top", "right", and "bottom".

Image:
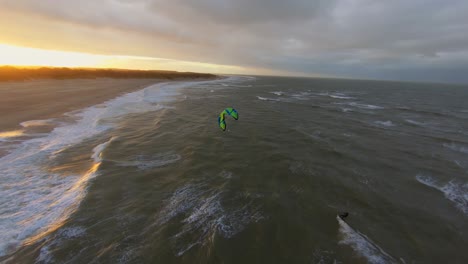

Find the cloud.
[{"left": 1, "top": 0, "right": 468, "bottom": 83}]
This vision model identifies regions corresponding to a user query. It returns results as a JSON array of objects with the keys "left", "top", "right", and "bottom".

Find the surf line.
[{"left": 23, "top": 138, "right": 114, "bottom": 246}]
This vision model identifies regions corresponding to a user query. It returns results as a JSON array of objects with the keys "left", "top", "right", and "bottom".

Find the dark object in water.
[{"left": 339, "top": 212, "right": 349, "bottom": 220}]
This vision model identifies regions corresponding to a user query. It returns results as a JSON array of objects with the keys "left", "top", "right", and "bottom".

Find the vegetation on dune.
[{"left": 0, "top": 66, "right": 217, "bottom": 81}]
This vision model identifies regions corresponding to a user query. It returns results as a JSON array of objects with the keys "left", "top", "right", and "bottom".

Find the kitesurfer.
[{"left": 339, "top": 212, "right": 349, "bottom": 220}]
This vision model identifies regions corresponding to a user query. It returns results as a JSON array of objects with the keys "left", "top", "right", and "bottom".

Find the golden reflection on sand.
[{"left": 0, "top": 130, "right": 24, "bottom": 138}]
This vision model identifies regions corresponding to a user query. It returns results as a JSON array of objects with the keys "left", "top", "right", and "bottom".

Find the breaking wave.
[
  {"left": 155, "top": 180, "right": 264, "bottom": 256},
  {"left": 416, "top": 175, "right": 468, "bottom": 215},
  {"left": 337, "top": 216, "right": 396, "bottom": 264},
  {"left": 443, "top": 143, "right": 468, "bottom": 155},
  {"left": 0, "top": 81, "right": 201, "bottom": 257}
]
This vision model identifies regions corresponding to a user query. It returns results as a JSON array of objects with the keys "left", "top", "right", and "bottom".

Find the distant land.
[{"left": 0, "top": 66, "right": 217, "bottom": 82}]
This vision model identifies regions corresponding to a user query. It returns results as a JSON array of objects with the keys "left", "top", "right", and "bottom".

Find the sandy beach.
[{"left": 0, "top": 78, "right": 170, "bottom": 132}]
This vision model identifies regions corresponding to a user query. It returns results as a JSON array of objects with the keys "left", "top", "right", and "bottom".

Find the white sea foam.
[
  {"left": 0, "top": 136, "right": 111, "bottom": 257},
  {"left": 318, "top": 92, "right": 355, "bottom": 100},
  {"left": 256, "top": 96, "right": 279, "bottom": 102},
  {"left": 454, "top": 160, "right": 468, "bottom": 170},
  {"left": 115, "top": 152, "right": 181, "bottom": 170},
  {"left": 260, "top": 91, "right": 315, "bottom": 102},
  {"left": 57, "top": 226, "right": 86, "bottom": 239},
  {"left": 91, "top": 137, "right": 116, "bottom": 162},
  {"left": 219, "top": 170, "right": 233, "bottom": 179},
  {"left": 443, "top": 143, "right": 468, "bottom": 154},
  {"left": 0, "top": 80, "right": 211, "bottom": 257},
  {"left": 329, "top": 94, "right": 355, "bottom": 99},
  {"left": 348, "top": 102, "right": 384, "bottom": 110},
  {"left": 415, "top": 174, "right": 438, "bottom": 189},
  {"left": 374, "top": 121, "right": 395, "bottom": 127},
  {"left": 156, "top": 181, "right": 263, "bottom": 256},
  {"left": 20, "top": 120, "right": 55, "bottom": 127},
  {"left": 221, "top": 84, "right": 252, "bottom": 88},
  {"left": 337, "top": 216, "right": 396, "bottom": 264},
  {"left": 342, "top": 108, "right": 352, "bottom": 113},
  {"left": 290, "top": 91, "right": 313, "bottom": 100},
  {"left": 37, "top": 240, "right": 54, "bottom": 263},
  {"left": 404, "top": 119, "right": 424, "bottom": 126},
  {"left": 271, "top": 91, "right": 284, "bottom": 96},
  {"left": 416, "top": 175, "right": 468, "bottom": 215},
  {"left": 216, "top": 76, "right": 254, "bottom": 89},
  {"left": 36, "top": 226, "right": 86, "bottom": 263}
]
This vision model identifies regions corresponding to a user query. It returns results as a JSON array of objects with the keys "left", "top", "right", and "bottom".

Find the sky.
[{"left": 1, "top": 0, "right": 467, "bottom": 83}]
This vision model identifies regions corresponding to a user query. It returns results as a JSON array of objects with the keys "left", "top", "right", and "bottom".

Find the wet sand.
[{"left": 0, "top": 78, "right": 167, "bottom": 131}]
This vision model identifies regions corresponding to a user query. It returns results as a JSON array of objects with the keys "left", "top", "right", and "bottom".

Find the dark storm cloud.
[{"left": 2, "top": 0, "right": 468, "bottom": 83}]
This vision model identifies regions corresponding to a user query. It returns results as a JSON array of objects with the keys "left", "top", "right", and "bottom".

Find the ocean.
[{"left": 1, "top": 76, "right": 467, "bottom": 263}]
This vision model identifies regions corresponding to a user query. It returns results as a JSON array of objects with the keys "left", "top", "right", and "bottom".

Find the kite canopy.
[{"left": 218, "top": 107, "right": 238, "bottom": 131}]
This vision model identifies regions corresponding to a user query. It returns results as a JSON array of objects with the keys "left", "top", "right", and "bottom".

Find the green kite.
[{"left": 218, "top": 107, "right": 238, "bottom": 131}]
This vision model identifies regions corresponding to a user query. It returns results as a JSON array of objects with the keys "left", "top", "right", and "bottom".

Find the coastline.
[
  {"left": 0, "top": 77, "right": 216, "bottom": 132},
  {"left": 0, "top": 76, "right": 225, "bottom": 258}
]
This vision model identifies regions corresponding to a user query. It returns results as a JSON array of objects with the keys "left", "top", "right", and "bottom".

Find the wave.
[
  {"left": 330, "top": 95, "right": 355, "bottom": 99},
  {"left": 348, "top": 102, "right": 384, "bottom": 110},
  {"left": 416, "top": 175, "right": 468, "bottom": 215},
  {"left": 20, "top": 120, "right": 56, "bottom": 128},
  {"left": 374, "top": 121, "right": 395, "bottom": 127},
  {"left": 341, "top": 108, "right": 353, "bottom": 113},
  {"left": 256, "top": 96, "right": 279, "bottom": 102},
  {"left": 258, "top": 92, "right": 313, "bottom": 103},
  {"left": 0, "top": 136, "right": 114, "bottom": 257},
  {"left": 115, "top": 152, "right": 181, "bottom": 170},
  {"left": 37, "top": 226, "right": 87, "bottom": 263},
  {"left": 454, "top": 160, "right": 468, "bottom": 170},
  {"left": 443, "top": 143, "right": 468, "bottom": 154},
  {"left": 216, "top": 76, "right": 256, "bottom": 89},
  {"left": 337, "top": 216, "right": 396, "bottom": 264},
  {"left": 396, "top": 106, "right": 449, "bottom": 118},
  {"left": 290, "top": 91, "right": 313, "bottom": 100},
  {"left": 155, "top": 180, "right": 264, "bottom": 256},
  {"left": 91, "top": 137, "right": 116, "bottom": 162},
  {"left": 0, "top": 80, "right": 214, "bottom": 257},
  {"left": 318, "top": 92, "right": 355, "bottom": 100},
  {"left": 404, "top": 119, "right": 425, "bottom": 126},
  {"left": 270, "top": 91, "right": 284, "bottom": 96}
]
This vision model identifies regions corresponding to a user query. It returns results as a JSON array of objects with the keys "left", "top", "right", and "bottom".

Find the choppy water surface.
[{"left": 1, "top": 76, "right": 467, "bottom": 263}]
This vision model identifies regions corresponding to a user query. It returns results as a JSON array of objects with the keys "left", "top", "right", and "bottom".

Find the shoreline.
[{"left": 0, "top": 77, "right": 217, "bottom": 132}]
